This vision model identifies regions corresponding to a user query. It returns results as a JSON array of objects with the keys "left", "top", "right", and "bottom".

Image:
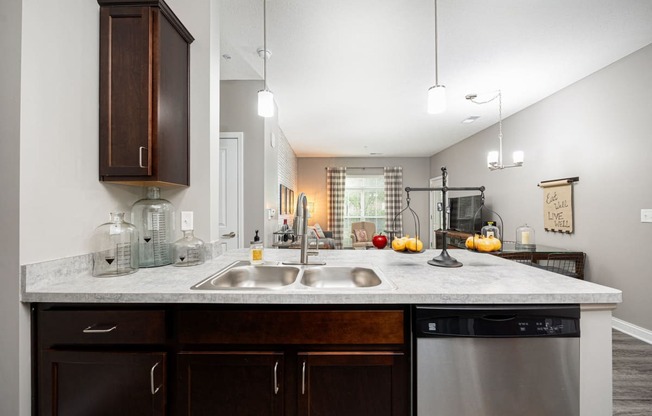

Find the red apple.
[{"left": 372, "top": 234, "right": 388, "bottom": 249}]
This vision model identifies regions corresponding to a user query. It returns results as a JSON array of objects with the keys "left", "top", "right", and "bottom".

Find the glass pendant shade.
[
  {"left": 258, "top": 89, "right": 274, "bottom": 117},
  {"left": 487, "top": 151, "right": 499, "bottom": 167},
  {"left": 513, "top": 150, "right": 524, "bottom": 165},
  {"left": 427, "top": 85, "right": 446, "bottom": 114}
]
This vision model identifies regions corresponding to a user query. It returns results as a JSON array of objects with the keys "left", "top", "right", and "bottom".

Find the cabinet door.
[
  {"left": 298, "top": 352, "right": 408, "bottom": 416},
  {"left": 39, "top": 350, "right": 165, "bottom": 416},
  {"left": 177, "top": 352, "right": 284, "bottom": 416},
  {"left": 99, "top": 6, "right": 153, "bottom": 178}
]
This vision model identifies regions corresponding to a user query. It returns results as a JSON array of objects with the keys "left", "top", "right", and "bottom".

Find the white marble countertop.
[{"left": 21, "top": 249, "right": 622, "bottom": 305}]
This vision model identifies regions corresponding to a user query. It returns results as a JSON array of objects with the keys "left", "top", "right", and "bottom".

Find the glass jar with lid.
[
  {"left": 131, "top": 186, "right": 175, "bottom": 267},
  {"left": 516, "top": 224, "right": 536, "bottom": 251},
  {"left": 91, "top": 212, "right": 139, "bottom": 277},
  {"left": 481, "top": 221, "right": 501, "bottom": 240}
]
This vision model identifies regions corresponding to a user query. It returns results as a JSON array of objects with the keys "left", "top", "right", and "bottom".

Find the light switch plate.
[
  {"left": 641, "top": 209, "right": 652, "bottom": 223},
  {"left": 181, "top": 211, "right": 194, "bottom": 230}
]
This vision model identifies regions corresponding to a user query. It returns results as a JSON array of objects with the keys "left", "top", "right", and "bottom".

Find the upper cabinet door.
[
  {"left": 98, "top": 0, "right": 193, "bottom": 187},
  {"left": 99, "top": 6, "right": 152, "bottom": 178}
]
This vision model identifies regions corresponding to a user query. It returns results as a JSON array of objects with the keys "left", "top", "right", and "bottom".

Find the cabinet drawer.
[
  {"left": 177, "top": 309, "right": 405, "bottom": 345},
  {"left": 38, "top": 309, "right": 166, "bottom": 345}
]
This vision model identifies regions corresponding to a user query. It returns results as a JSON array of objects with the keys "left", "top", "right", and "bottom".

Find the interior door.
[{"left": 219, "top": 134, "right": 243, "bottom": 251}]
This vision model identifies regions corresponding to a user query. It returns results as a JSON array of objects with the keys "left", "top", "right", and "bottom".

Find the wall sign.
[{"left": 538, "top": 177, "right": 579, "bottom": 233}]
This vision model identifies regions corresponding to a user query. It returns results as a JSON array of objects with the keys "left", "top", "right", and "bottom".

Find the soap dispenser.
[{"left": 250, "top": 230, "right": 264, "bottom": 265}]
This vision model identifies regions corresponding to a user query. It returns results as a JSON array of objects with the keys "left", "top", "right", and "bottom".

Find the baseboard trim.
[{"left": 612, "top": 317, "right": 652, "bottom": 345}]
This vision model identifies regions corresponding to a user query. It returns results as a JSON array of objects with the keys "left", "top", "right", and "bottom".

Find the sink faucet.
[{"left": 284, "top": 192, "right": 325, "bottom": 265}]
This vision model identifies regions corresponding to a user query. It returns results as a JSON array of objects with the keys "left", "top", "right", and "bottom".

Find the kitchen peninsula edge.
[{"left": 22, "top": 249, "right": 621, "bottom": 416}]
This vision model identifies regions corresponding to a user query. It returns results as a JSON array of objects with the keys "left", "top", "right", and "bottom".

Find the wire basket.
[{"left": 391, "top": 191, "right": 424, "bottom": 253}]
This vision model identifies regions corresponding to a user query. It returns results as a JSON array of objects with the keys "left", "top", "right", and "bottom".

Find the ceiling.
[{"left": 220, "top": 0, "right": 652, "bottom": 158}]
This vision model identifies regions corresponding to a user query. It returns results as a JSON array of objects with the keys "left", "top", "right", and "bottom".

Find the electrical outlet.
[
  {"left": 641, "top": 209, "right": 652, "bottom": 223},
  {"left": 181, "top": 211, "right": 194, "bottom": 230}
]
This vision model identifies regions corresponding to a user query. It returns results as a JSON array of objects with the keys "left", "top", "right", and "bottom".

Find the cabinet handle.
[
  {"left": 139, "top": 146, "right": 147, "bottom": 168},
  {"left": 301, "top": 360, "right": 306, "bottom": 395},
  {"left": 150, "top": 362, "right": 162, "bottom": 395},
  {"left": 273, "top": 361, "right": 280, "bottom": 395},
  {"left": 82, "top": 324, "right": 117, "bottom": 334}
]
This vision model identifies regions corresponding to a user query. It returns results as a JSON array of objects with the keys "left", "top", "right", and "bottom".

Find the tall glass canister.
[
  {"left": 131, "top": 186, "right": 175, "bottom": 267},
  {"left": 91, "top": 212, "right": 139, "bottom": 277}
]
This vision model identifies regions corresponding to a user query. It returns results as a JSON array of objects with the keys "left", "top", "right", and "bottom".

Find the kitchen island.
[{"left": 22, "top": 249, "right": 621, "bottom": 416}]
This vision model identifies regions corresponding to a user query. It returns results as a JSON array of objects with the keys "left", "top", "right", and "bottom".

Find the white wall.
[
  {"left": 19, "top": 0, "right": 219, "bottom": 266},
  {"left": 12, "top": 0, "right": 220, "bottom": 412},
  {"left": 297, "top": 157, "right": 431, "bottom": 246},
  {"left": 0, "top": 0, "right": 25, "bottom": 413},
  {"left": 430, "top": 43, "right": 652, "bottom": 330}
]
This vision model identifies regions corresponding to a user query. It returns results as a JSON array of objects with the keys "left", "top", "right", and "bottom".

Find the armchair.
[{"left": 350, "top": 221, "right": 376, "bottom": 250}]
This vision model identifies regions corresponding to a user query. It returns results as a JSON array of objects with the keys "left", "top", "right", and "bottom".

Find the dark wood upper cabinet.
[{"left": 98, "top": 0, "right": 194, "bottom": 187}]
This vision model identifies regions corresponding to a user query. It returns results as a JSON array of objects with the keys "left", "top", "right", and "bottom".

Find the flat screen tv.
[{"left": 448, "top": 195, "right": 484, "bottom": 233}]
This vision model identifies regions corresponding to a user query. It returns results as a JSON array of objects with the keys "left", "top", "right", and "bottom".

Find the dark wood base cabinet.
[{"left": 34, "top": 305, "right": 409, "bottom": 416}]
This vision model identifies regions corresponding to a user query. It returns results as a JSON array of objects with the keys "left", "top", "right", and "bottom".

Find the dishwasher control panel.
[{"left": 415, "top": 305, "right": 580, "bottom": 337}]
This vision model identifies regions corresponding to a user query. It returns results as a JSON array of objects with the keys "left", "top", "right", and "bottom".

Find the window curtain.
[
  {"left": 384, "top": 166, "right": 403, "bottom": 237},
  {"left": 326, "top": 167, "right": 346, "bottom": 249}
]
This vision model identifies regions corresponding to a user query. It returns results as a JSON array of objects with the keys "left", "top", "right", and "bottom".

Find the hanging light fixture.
[
  {"left": 466, "top": 90, "right": 524, "bottom": 170},
  {"left": 427, "top": 0, "right": 446, "bottom": 114},
  {"left": 257, "top": 0, "right": 274, "bottom": 118}
]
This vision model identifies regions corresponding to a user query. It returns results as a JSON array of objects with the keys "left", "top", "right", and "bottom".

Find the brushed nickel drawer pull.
[
  {"left": 273, "top": 361, "right": 280, "bottom": 395},
  {"left": 301, "top": 360, "right": 306, "bottom": 395},
  {"left": 150, "top": 362, "right": 162, "bottom": 395},
  {"left": 82, "top": 324, "right": 117, "bottom": 334},
  {"left": 139, "top": 146, "right": 147, "bottom": 168}
]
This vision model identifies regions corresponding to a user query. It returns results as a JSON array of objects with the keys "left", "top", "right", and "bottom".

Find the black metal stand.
[{"left": 406, "top": 166, "right": 485, "bottom": 268}]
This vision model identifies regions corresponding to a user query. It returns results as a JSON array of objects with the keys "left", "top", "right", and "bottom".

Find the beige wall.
[
  {"left": 297, "top": 157, "right": 431, "bottom": 246},
  {"left": 430, "top": 43, "right": 652, "bottom": 331}
]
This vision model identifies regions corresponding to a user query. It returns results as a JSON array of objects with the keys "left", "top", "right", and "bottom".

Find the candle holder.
[{"left": 516, "top": 224, "right": 536, "bottom": 251}]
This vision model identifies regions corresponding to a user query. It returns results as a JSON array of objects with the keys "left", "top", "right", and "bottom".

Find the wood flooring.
[{"left": 613, "top": 329, "right": 652, "bottom": 415}]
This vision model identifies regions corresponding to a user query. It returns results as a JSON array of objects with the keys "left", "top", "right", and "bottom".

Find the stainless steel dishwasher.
[{"left": 414, "top": 305, "right": 580, "bottom": 416}]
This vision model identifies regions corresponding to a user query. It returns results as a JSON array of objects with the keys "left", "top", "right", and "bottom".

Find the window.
[{"left": 343, "top": 173, "right": 385, "bottom": 247}]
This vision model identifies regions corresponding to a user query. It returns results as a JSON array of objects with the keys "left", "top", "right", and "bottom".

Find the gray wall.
[
  {"left": 220, "top": 80, "right": 266, "bottom": 244},
  {"left": 297, "top": 157, "right": 431, "bottom": 246},
  {"left": 430, "top": 43, "right": 652, "bottom": 331},
  {"left": 221, "top": 81, "right": 299, "bottom": 247},
  {"left": 0, "top": 0, "right": 26, "bottom": 413}
]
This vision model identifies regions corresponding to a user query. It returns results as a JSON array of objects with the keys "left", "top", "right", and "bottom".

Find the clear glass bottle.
[
  {"left": 481, "top": 221, "right": 501, "bottom": 240},
  {"left": 131, "top": 186, "right": 175, "bottom": 267},
  {"left": 173, "top": 230, "right": 205, "bottom": 267},
  {"left": 516, "top": 224, "right": 536, "bottom": 251},
  {"left": 91, "top": 212, "right": 139, "bottom": 277}
]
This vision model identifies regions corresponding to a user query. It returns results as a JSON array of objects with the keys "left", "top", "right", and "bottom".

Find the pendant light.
[
  {"left": 466, "top": 90, "right": 524, "bottom": 170},
  {"left": 427, "top": 0, "right": 446, "bottom": 114},
  {"left": 257, "top": 0, "right": 274, "bottom": 118}
]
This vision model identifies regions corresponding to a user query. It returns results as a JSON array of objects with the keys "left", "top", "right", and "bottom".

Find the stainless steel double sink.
[{"left": 191, "top": 261, "right": 395, "bottom": 290}]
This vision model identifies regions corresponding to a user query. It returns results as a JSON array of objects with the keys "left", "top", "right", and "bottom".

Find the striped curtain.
[
  {"left": 326, "top": 167, "right": 346, "bottom": 249},
  {"left": 384, "top": 167, "right": 403, "bottom": 237}
]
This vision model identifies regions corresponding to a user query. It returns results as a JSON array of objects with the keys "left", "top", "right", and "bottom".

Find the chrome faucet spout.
[{"left": 283, "top": 192, "right": 325, "bottom": 266}]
